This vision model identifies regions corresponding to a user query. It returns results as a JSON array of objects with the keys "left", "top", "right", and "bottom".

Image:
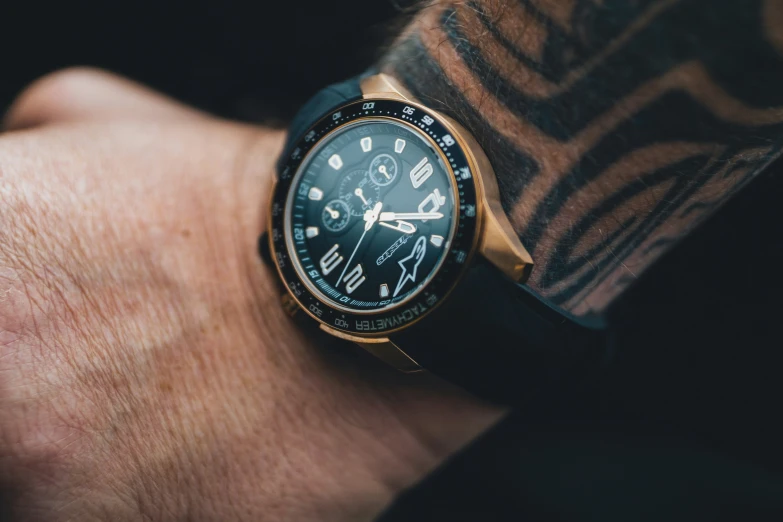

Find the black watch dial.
[
  {"left": 286, "top": 120, "right": 456, "bottom": 312},
  {"left": 271, "top": 98, "right": 480, "bottom": 336}
]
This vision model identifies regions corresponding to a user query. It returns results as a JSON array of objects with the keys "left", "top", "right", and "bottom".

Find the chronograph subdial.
[
  {"left": 321, "top": 199, "right": 351, "bottom": 233},
  {"left": 369, "top": 153, "right": 399, "bottom": 186},
  {"left": 338, "top": 169, "right": 381, "bottom": 216}
]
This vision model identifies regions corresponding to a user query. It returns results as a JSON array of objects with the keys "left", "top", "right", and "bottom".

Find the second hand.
[{"left": 336, "top": 201, "right": 383, "bottom": 285}]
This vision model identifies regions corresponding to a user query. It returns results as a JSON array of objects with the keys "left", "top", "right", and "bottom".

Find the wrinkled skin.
[{"left": 0, "top": 69, "right": 502, "bottom": 522}]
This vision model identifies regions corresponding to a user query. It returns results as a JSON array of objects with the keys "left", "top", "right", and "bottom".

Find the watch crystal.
[
  {"left": 287, "top": 120, "right": 456, "bottom": 312},
  {"left": 271, "top": 98, "right": 480, "bottom": 335}
]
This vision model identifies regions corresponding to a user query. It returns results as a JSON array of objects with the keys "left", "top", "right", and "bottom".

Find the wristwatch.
[{"left": 261, "top": 72, "right": 608, "bottom": 404}]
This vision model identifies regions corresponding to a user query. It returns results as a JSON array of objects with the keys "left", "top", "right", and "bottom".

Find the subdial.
[
  {"left": 338, "top": 170, "right": 381, "bottom": 216},
  {"left": 322, "top": 199, "right": 351, "bottom": 233},
  {"left": 369, "top": 154, "right": 399, "bottom": 187}
]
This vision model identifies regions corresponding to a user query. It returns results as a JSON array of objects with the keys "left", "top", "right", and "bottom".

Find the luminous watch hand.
[
  {"left": 378, "top": 220, "right": 416, "bottom": 234},
  {"left": 378, "top": 165, "right": 391, "bottom": 180},
  {"left": 325, "top": 205, "right": 340, "bottom": 219},
  {"left": 337, "top": 202, "right": 383, "bottom": 284},
  {"left": 365, "top": 201, "right": 383, "bottom": 231},
  {"left": 354, "top": 188, "right": 369, "bottom": 206},
  {"left": 379, "top": 211, "right": 444, "bottom": 221}
]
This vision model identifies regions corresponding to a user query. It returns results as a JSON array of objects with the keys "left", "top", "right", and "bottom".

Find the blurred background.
[
  {"left": 2, "top": 1, "right": 783, "bottom": 520},
  {"left": 1, "top": 0, "right": 412, "bottom": 123}
]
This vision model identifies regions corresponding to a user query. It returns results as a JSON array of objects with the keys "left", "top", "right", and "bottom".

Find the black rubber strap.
[
  {"left": 277, "top": 74, "right": 368, "bottom": 175},
  {"left": 390, "top": 257, "right": 610, "bottom": 405}
]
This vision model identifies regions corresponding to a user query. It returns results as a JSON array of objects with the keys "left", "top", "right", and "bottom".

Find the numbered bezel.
[{"left": 269, "top": 98, "right": 481, "bottom": 337}]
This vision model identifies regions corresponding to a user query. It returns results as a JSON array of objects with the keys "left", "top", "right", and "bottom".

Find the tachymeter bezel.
[{"left": 269, "top": 98, "right": 481, "bottom": 337}]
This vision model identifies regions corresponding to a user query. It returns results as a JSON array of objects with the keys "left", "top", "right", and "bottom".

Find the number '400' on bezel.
[{"left": 269, "top": 98, "right": 481, "bottom": 337}]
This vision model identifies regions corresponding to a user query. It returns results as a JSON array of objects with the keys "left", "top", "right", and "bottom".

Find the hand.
[
  {"left": 379, "top": 211, "right": 444, "bottom": 221},
  {"left": 364, "top": 201, "right": 384, "bottom": 231},
  {"left": 377, "top": 164, "right": 391, "bottom": 180},
  {"left": 337, "top": 202, "right": 383, "bottom": 283},
  {"left": 324, "top": 204, "right": 341, "bottom": 219},
  {"left": 0, "top": 68, "right": 503, "bottom": 522},
  {"left": 354, "top": 187, "right": 370, "bottom": 206},
  {"left": 379, "top": 220, "right": 417, "bottom": 234}
]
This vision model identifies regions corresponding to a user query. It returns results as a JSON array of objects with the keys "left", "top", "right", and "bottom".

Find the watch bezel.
[{"left": 269, "top": 97, "right": 482, "bottom": 337}]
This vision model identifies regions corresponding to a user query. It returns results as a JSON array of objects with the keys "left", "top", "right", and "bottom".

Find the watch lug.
[
  {"left": 438, "top": 116, "right": 534, "bottom": 283},
  {"left": 281, "top": 292, "right": 302, "bottom": 317},
  {"left": 360, "top": 73, "right": 417, "bottom": 103},
  {"left": 479, "top": 201, "right": 534, "bottom": 284},
  {"left": 357, "top": 340, "right": 423, "bottom": 374},
  {"left": 319, "top": 325, "right": 423, "bottom": 373}
]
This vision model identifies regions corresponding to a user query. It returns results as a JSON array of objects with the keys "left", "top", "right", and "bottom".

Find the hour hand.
[
  {"left": 378, "top": 220, "right": 417, "bottom": 234},
  {"left": 379, "top": 211, "right": 444, "bottom": 221},
  {"left": 324, "top": 205, "right": 340, "bottom": 219}
]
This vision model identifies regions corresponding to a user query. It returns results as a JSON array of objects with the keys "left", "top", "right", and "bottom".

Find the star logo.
[{"left": 393, "top": 236, "right": 428, "bottom": 297}]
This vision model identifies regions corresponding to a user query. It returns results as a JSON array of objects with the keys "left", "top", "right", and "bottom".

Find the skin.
[
  {"left": 3, "top": 0, "right": 783, "bottom": 519},
  {"left": 0, "top": 69, "right": 502, "bottom": 521},
  {"left": 382, "top": 0, "right": 783, "bottom": 316}
]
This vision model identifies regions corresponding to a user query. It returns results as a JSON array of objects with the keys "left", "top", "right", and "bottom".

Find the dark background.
[
  {"left": 2, "top": 1, "right": 783, "bottom": 520},
  {"left": 1, "top": 0, "right": 413, "bottom": 123}
]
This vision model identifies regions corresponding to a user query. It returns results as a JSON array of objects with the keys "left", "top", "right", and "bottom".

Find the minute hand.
[{"left": 379, "top": 211, "right": 444, "bottom": 221}]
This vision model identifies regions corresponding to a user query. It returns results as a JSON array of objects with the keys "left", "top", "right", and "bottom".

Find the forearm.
[{"left": 380, "top": 0, "right": 783, "bottom": 316}]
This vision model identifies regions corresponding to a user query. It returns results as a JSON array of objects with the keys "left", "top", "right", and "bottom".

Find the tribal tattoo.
[{"left": 380, "top": 0, "right": 783, "bottom": 317}]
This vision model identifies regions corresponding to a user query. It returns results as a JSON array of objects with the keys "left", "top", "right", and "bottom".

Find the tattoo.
[{"left": 380, "top": 0, "right": 783, "bottom": 316}]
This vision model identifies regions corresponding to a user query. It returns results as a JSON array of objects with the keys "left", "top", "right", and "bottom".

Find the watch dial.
[{"left": 286, "top": 120, "right": 456, "bottom": 313}]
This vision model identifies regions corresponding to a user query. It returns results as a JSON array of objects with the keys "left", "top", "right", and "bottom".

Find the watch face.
[
  {"left": 288, "top": 120, "right": 456, "bottom": 312},
  {"left": 270, "top": 98, "right": 480, "bottom": 336}
]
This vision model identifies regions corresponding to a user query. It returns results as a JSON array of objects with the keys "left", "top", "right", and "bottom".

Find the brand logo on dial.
[
  {"left": 393, "top": 236, "right": 427, "bottom": 298},
  {"left": 376, "top": 234, "right": 411, "bottom": 266}
]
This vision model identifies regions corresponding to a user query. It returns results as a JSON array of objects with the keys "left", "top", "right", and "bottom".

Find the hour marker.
[
  {"left": 395, "top": 139, "right": 407, "bottom": 154},
  {"left": 410, "top": 157, "right": 434, "bottom": 188},
  {"left": 308, "top": 187, "right": 324, "bottom": 201},
  {"left": 343, "top": 264, "right": 366, "bottom": 294},
  {"left": 379, "top": 284, "right": 390, "bottom": 298},
  {"left": 328, "top": 154, "right": 343, "bottom": 170},
  {"left": 306, "top": 227, "right": 319, "bottom": 238},
  {"left": 430, "top": 235, "right": 444, "bottom": 248},
  {"left": 320, "top": 244, "right": 343, "bottom": 275},
  {"left": 360, "top": 137, "right": 373, "bottom": 152}
]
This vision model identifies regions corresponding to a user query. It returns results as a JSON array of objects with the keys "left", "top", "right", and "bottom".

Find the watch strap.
[
  {"left": 278, "top": 73, "right": 370, "bottom": 174},
  {"left": 389, "top": 256, "right": 610, "bottom": 405}
]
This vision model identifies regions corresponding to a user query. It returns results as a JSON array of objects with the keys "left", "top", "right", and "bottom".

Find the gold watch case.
[{"left": 268, "top": 73, "right": 533, "bottom": 372}]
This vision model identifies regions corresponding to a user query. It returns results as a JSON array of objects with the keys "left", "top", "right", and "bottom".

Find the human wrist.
[
  {"left": 380, "top": 0, "right": 783, "bottom": 318},
  {"left": 165, "top": 284, "right": 503, "bottom": 522},
  {"left": 0, "top": 69, "right": 504, "bottom": 521},
  {"left": 160, "top": 125, "right": 505, "bottom": 521}
]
